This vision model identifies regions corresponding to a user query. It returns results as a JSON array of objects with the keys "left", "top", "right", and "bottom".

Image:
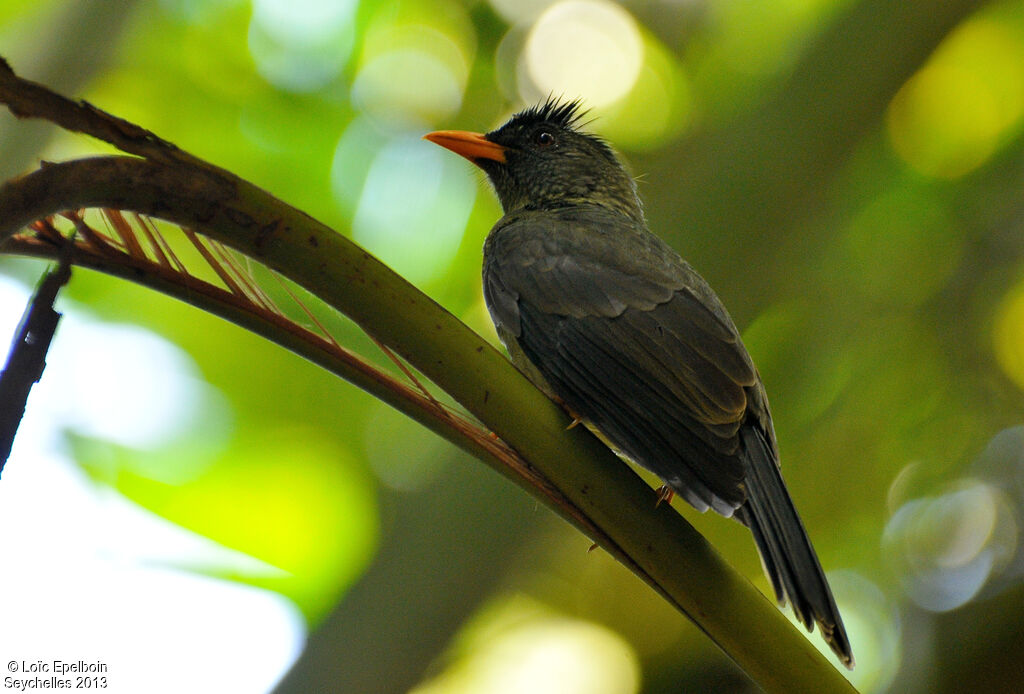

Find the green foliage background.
[{"left": 2, "top": 0, "right": 1023, "bottom": 692}]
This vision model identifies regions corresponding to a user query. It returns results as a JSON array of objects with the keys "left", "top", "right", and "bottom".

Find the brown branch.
[{"left": 0, "top": 57, "right": 191, "bottom": 167}]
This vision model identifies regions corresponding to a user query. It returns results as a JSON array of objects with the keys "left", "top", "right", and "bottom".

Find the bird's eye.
[{"left": 534, "top": 130, "right": 555, "bottom": 147}]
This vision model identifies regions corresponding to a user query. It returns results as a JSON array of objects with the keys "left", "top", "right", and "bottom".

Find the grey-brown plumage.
[{"left": 425, "top": 98, "right": 853, "bottom": 668}]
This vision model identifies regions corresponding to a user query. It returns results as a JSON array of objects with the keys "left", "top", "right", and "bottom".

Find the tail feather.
[{"left": 739, "top": 427, "right": 854, "bottom": 669}]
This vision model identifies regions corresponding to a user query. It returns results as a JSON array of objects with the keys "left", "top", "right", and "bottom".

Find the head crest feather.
[{"left": 510, "top": 96, "right": 588, "bottom": 130}]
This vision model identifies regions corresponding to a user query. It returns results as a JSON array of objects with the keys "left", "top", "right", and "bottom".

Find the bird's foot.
[{"left": 655, "top": 485, "right": 675, "bottom": 508}]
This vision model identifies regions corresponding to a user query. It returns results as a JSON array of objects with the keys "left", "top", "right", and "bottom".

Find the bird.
[{"left": 424, "top": 97, "right": 853, "bottom": 668}]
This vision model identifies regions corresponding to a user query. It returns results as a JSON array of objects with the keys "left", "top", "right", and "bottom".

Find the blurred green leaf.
[{"left": 76, "top": 425, "right": 377, "bottom": 620}]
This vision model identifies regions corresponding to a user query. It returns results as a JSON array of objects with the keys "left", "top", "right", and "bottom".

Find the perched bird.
[{"left": 424, "top": 98, "right": 853, "bottom": 668}]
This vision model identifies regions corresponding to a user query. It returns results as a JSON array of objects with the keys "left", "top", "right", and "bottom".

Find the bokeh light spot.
[
  {"left": 489, "top": 0, "right": 558, "bottom": 25},
  {"left": 251, "top": 0, "right": 355, "bottom": 44},
  {"left": 521, "top": 0, "right": 643, "bottom": 107},
  {"left": 352, "top": 2, "right": 475, "bottom": 126},
  {"left": 838, "top": 189, "right": 962, "bottom": 307},
  {"left": 248, "top": 0, "right": 357, "bottom": 92},
  {"left": 993, "top": 278, "right": 1024, "bottom": 391},
  {"left": 597, "top": 29, "right": 691, "bottom": 151},
  {"left": 159, "top": 0, "right": 242, "bottom": 24},
  {"left": 345, "top": 133, "right": 477, "bottom": 285},
  {"left": 710, "top": 0, "right": 828, "bottom": 77},
  {"left": 330, "top": 116, "right": 384, "bottom": 213},
  {"left": 887, "top": 18, "right": 1024, "bottom": 179},
  {"left": 352, "top": 46, "right": 465, "bottom": 126},
  {"left": 412, "top": 597, "right": 640, "bottom": 694},
  {"left": 114, "top": 427, "right": 379, "bottom": 618},
  {"left": 884, "top": 479, "right": 1018, "bottom": 612},
  {"left": 21, "top": 299, "right": 220, "bottom": 453}
]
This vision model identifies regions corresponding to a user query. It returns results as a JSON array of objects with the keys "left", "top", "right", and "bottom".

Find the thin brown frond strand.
[
  {"left": 61, "top": 210, "right": 117, "bottom": 255},
  {"left": 269, "top": 270, "right": 344, "bottom": 351},
  {"left": 370, "top": 335, "right": 453, "bottom": 422},
  {"left": 182, "top": 227, "right": 248, "bottom": 297},
  {"left": 210, "top": 238, "right": 279, "bottom": 313},
  {"left": 103, "top": 208, "right": 145, "bottom": 258},
  {"left": 130, "top": 211, "right": 171, "bottom": 268},
  {"left": 135, "top": 213, "right": 187, "bottom": 273},
  {"left": 29, "top": 218, "right": 64, "bottom": 245}
]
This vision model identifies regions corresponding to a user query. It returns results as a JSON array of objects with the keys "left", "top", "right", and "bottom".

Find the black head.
[{"left": 426, "top": 98, "right": 643, "bottom": 221}]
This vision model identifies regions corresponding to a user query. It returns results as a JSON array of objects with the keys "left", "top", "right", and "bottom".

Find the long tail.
[{"left": 735, "top": 426, "right": 854, "bottom": 669}]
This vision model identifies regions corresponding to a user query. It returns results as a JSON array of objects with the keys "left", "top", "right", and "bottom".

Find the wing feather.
[{"left": 484, "top": 207, "right": 757, "bottom": 511}]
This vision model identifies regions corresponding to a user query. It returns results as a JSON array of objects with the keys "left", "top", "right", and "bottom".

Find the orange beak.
[{"left": 423, "top": 130, "right": 507, "bottom": 165}]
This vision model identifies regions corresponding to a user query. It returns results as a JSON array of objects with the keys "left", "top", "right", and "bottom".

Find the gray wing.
[{"left": 483, "top": 208, "right": 760, "bottom": 515}]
